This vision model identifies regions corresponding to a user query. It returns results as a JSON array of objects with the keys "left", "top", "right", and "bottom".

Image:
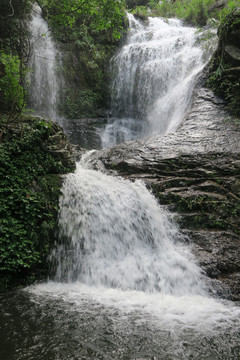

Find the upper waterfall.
[
  {"left": 101, "top": 14, "right": 215, "bottom": 147},
  {"left": 28, "top": 4, "right": 61, "bottom": 120}
]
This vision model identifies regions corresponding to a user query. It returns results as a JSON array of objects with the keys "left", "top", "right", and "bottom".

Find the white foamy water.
[
  {"left": 50, "top": 156, "right": 205, "bottom": 296},
  {"left": 28, "top": 282, "right": 240, "bottom": 335},
  {"left": 28, "top": 4, "right": 61, "bottom": 119},
  {"left": 101, "top": 14, "right": 216, "bottom": 147},
  {"left": 19, "top": 11, "right": 240, "bottom": 360},
  {"left": 38, "top": 153, "right": 240, "bottom": 353}
]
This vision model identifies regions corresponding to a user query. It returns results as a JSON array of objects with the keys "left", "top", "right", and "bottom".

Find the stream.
[{"left": 1, "top": 5, "right": 240, "bottom": 360}]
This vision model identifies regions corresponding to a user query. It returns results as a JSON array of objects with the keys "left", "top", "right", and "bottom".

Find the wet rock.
[
  {"left": 63, "top": 118, "right": 106, "bottom": 149},
  {"left": 95, "top": 108, "right": 111, "bottom": 118},
  {"left": 208, "top": 8, "right": 240, "bottom": 116},
  {"left": 85, "top": 88, "right": 240, "bottom": 300},
  {"left": 209, "top": 0, "right": 227, "bottom": 12},
  {"left": 41, "top": 120, "right": 75, "bottom": 170}
]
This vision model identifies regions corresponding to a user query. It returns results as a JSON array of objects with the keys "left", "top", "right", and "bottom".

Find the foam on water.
[
  {"left": 50, "top": 155, "right": 205, "bottom": 296},
  {"left": 101, "top": 14, "right": 216, "bottom": 147},
  {"left": 27, "top": 282, "right": 240, "bottom": 337}
]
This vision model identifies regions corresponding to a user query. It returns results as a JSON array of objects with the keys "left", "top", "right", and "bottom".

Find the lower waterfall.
[
  {"left": 23, "top": 153, "right": 239, "bottom": 359},
  {"left": 50, "top": 156, "right": 204, "bottom": 296}
]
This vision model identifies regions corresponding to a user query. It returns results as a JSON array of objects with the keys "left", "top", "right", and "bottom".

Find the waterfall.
[
  {"left": 28, "top": 4, "right": 61, "bottom": 120},
  {"left": 50, "top": 154, "right": 204, "bottom": 296},
  {"left": 18, "top": 13, "right": 240, "bottom": 360},
  {"left": 101, "top": 14, "right": 215, "bottom": 147}
]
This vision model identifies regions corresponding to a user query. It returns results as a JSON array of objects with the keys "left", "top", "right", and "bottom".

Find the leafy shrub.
[
  {"left": 219, "top": 0, "right": 240, "bottom": 24},
  {"left": 207, "top": 8, "right": 240, "bottom": 119},
  {"left": 149, "top": 0, "right": 216, "bottom": 25},
  {"left": 0, "top": 118, "right": 74, "bottom": 288},
  {"left": 0, "top": 51, "right": 26, "bottom": 115},
  {"left": 64, "top": 89, "right": 100, "bottom": 118},
  {"left": 131, "top": 6, "right": 150, "bottom": 19},
  {"left": 126, "top": 0, "right": 149, "bottom": 9},
  {"left": 0, "top": 0, "right": 32, "bottom": 55}
]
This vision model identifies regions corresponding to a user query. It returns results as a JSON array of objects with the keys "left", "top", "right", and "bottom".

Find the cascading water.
[
  {"left": 2, "top": 10, "right": 240, "bottom": 360},
  {"left": 51, "top": 154, "right": 204, "bottom": 296},
  {"left": 28, "top": 4, "right": 61, "bottom": 120},
  {"left": 22, "top": 153, "right": 240, "bottom": 359},
  {"left": 101, "top": 14, "right": 215, "bottom": 147}
]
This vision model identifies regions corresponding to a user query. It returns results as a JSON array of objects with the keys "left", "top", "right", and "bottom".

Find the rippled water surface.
[{"left": 1, "top": 284, "right": 240, "bottom": 360}]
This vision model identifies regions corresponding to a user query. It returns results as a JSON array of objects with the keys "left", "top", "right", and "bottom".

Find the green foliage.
[
  {"left": 149, "top": 0, "right": 239, "bottom": 26},
  {"left": 219, "top": 0, "right": 240, "bottom": 24},
  {"left": 0, "top": 118, "right": 73, "bottom": 287},
  {"left": 207, "top": 9, "right": 240, "bottom": 119},
  {"left": 39, "top": 0, "right": 126, "bottom": 40},
  {"left": 178, "top": 0, "right": 215, "bottom": 25},
  {"left": 208, "top": 69, "right": 240, "bottom": 118},
  {"left": 64, "top": 90, "right": 100, "bottom": 118},
  {"left": 0, "top": 51, "right": 26, "bottom": 116},
  {"left": 0, "top": 0, "right": 33, "bottom": 119},
  {"left": 0, "top": 0, "right": 32, "bottom": 55},
  {"left": 126, "top": 0, "right": 149, "bottom": 9},
  {"left": 149, "top": 0, "right": 216, "bottom": 25},
  {"left": 131, "top": 6, "right": 149, "bottom": 20}
]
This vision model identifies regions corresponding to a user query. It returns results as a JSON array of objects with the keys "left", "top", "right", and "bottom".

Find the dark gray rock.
[
  {"left": 85, "top": 88, "right": 240, "bottom": 300},
  {"left": 62, "top": 117, "right": 106, "bottom": 149},
  {"left": 208, "top": 8, "right": 240, "bottom": 116}
]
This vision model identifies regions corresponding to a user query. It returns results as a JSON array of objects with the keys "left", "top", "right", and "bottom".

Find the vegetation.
[
  {"left": 130, "top": 0, "right": 240, "bottom": 27},
  {"left": 0, "top": 0, "right": 32, "bottom": 56},
  {"left": 208, "top": 68, "right": 240, "bottom": 118},
  {"left": 207, "top": 8, "right": 240, "bottom": 118},
  {"left": 0, "top": 116, "right": 74, "bottom": 289},
  {"left": 0, "top": 51, "right": 27, "bottom": 117},
  {"left": 0, "top": 0, "right": 32, "bottom": 120},
  {"left": 37, "top": 0, "right": 126, "bottom": 40}
]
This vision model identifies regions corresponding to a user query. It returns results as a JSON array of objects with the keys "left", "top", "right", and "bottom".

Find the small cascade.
[
  {"left": 101, "top": 14, "right": 215, "bottom": 147},
  {"left": 28, "top": 4, "right": 61, "bottom": 120},
  {"left": 51, "top": 154, "right": 204, "bottom": 296}
]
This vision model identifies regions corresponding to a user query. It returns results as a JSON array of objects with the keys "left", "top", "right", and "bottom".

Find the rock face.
[
  {"left": 208, "top": 8, "right": 240, "bottom": 116},
  {"left": 85, "top": 87, "right": 240, "bottom": 301},
  {"left": 63, "top": 117, "right": 106, "bottom": 149}
]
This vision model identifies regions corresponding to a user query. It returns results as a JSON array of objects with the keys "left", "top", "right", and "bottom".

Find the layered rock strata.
[{"left": 85, "top": 88, "right": 240, "bottom": 301}]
